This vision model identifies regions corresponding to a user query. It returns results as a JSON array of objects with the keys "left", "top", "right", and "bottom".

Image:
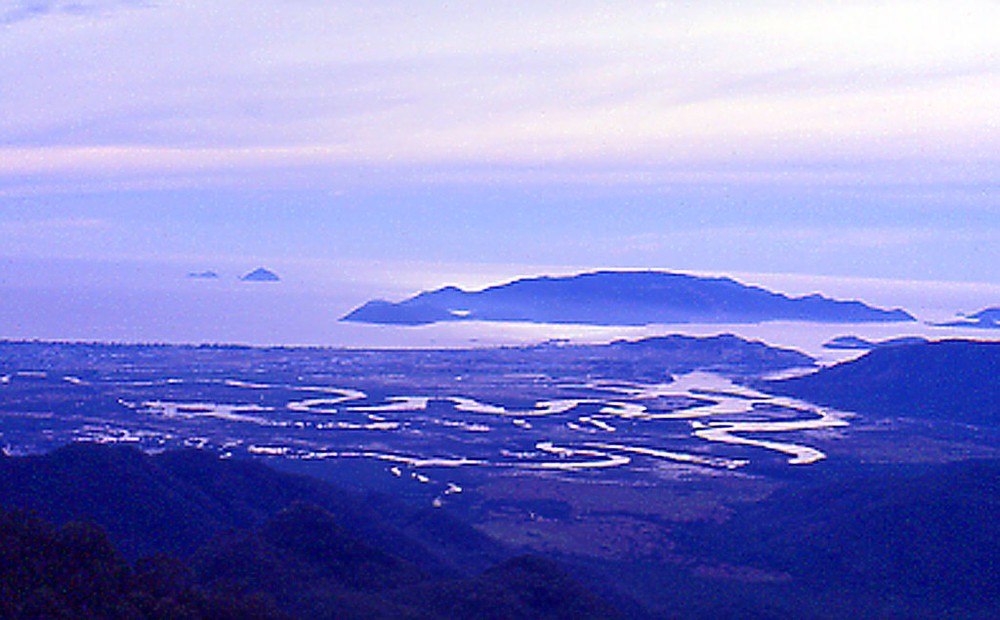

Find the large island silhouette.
[{"left": 342, "top": 270, "right": 915, "bottom": 326}]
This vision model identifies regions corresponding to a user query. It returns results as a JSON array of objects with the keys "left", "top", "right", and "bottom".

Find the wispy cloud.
[
  {"left": 1, "top": 0, "right": 996, "bottom": 191},
  {"left": 616, "top": 226, "right": 1000, "bottom": 253},
  {"left": 519, "top": 221, "right": 1000, "bottom": 280},
  {"left": 0, "top": 216, "right": 109, "bottom": 236},
  {"left": 0, "top": 0, "right": 150, "bottom": 25}
]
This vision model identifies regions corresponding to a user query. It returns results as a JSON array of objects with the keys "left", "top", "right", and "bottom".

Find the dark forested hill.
[
  {"left": 0, "top": 442, "right": 503, "bottom": 572},
  {"left": 197, "top": 504, "right": 623, "bottom": 620},
  {"left": 2, "top": 442, "right": 996, "bottom": 619},
  {"left": 0, "top": 444, "right": 623, "bottom": 619},
  {"left": 0, "top": 509, "right": 288, "bottom": 619},
  {"left": 763, "top": 339, "right": 1000, "bottom": 425},
  {"left": 679, "top": 459, "right": 1000, "bottom": 619},
  {"left": 342, "top": 270, "right": 914, "bottom": 326}
]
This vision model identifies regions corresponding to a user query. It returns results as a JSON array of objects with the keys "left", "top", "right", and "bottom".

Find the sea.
[{"left": 1, "top": 256, "right": 997, "bottom": 364}]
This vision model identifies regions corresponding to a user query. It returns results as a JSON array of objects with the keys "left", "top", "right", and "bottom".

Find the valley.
[{"left": 1, "top": 336, "right": 997, "bottom": 618}]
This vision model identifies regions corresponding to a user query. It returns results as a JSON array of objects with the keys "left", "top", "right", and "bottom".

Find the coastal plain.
[{"left": 2, "top": 336, "right": 997, "bottom": 618}]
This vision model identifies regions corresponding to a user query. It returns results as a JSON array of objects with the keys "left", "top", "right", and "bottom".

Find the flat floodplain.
[{"left": 2, "top": 339, "right": 996, "bottom": 518}]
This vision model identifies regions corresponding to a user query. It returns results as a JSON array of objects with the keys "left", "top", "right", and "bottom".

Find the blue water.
[{"left": 1, "top": 256, "right": 996, "bottom": 357}]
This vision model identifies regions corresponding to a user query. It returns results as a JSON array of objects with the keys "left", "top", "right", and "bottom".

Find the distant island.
[
  {"left": 935, "top": 306, "right": 1000, "bottom": 329},
  {"left": 342, "top": 270, "right": 915, "bottom": 326},
  {"left": 240, "top": 267, "right": 281, "bottom": 282},
  {"left": 823, "top": 335, "right": 929, "bottom": 350},
  {"left": 600, "top": 333, "right": 814, "bottom": 374},
  {"left": 186, "top": 270, "right": 220, "bottom": 279}
]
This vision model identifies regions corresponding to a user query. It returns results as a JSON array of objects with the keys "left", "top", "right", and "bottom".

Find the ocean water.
[{"left": 0, "top": 256, "right": 997, "bottom": 360}]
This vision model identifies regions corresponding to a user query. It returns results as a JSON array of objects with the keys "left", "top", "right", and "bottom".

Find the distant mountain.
[
  {"left": 241, "top": 267, "right": 281, "bottom": 282},
  {"left": 763, "top": 339, "right": 1000, "bottom": 426},
  {"left": 936, "top": 306, "right": 1000, "bottom": 329},
  {"left": 342, "top": 271, "right": 915, "bottom": 326},
  {"left": 971, "top": 306, "right": 1000, "bottom": 324},
  {"left": 822, "top": 335, "right": 929, "bottom": 350}
]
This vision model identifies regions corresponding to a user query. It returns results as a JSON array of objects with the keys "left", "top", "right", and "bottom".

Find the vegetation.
[
  {"left": 0, "top": 509, "right": 286, "bottom": 619},
  {"left": 0, "top": 445, "right": 623, "bottom": 619},
  {"left": 767, "top": 339, "right": 1000, "bottom": 425}
]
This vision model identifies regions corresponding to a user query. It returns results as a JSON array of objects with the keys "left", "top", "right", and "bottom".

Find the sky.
[{"left": 1, "top": 0, "right": 998, "bottom": 287}]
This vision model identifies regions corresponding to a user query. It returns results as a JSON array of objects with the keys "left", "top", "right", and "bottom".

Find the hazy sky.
[{"left": 1, "top": 1, "right": 997, "bottom": 283}]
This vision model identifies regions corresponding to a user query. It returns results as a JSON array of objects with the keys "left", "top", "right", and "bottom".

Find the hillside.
[
  {"left": 2, "top": 441, "right": 996, "bottom": 619},
  {"left": 763, "top": 339, "right": 1000, "bottom": 425},
  {"left": 675, "top": 459, "right": 1000, "bottom": 619},
  {"left": 0, "top": 442, "right": 503, "bottom": 572},
  {"left": 342, "top": 270, "right": 915, "bottom": 326},
  {"left": 0, "top": 443, "right": 623, "bottom": 619},
  {"left": 0, "top": 509, "right": 287, "bottom": 619},
  {"left": 199, "top": 504, "right": 623, "bottom": 620}
]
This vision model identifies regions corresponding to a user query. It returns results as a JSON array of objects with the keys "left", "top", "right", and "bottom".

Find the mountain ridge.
[{"left": 343, "top": 270, "right": 915, "bottom": 326}]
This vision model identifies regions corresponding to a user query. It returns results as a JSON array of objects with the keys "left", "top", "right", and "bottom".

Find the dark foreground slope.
[
  {"left": 0, "top": 504, "right": 621, "bottom": 620},
  {"left": 200, "top": 503, "right": 622, "bottom": 620},
  {"left": 764, "top": 339, "right": 1000, "bottom": 426},
  {"left": 2, "top": 443, "right": 996, "bottom": 619},
  {"left": 343, "top": 270, "right": 914, "bottom": 326},
  {"left": 0, "top": 444, "right": 623, "bottom": 620},
  {"left": 658, "top": 459, "right": 1000, "bottom": 620},
  {"left": 0, "top": 442, "right": 504, "bottom": 572},
  {"left": 0, "top": 510, "right": 288, "bottom": 619}
]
